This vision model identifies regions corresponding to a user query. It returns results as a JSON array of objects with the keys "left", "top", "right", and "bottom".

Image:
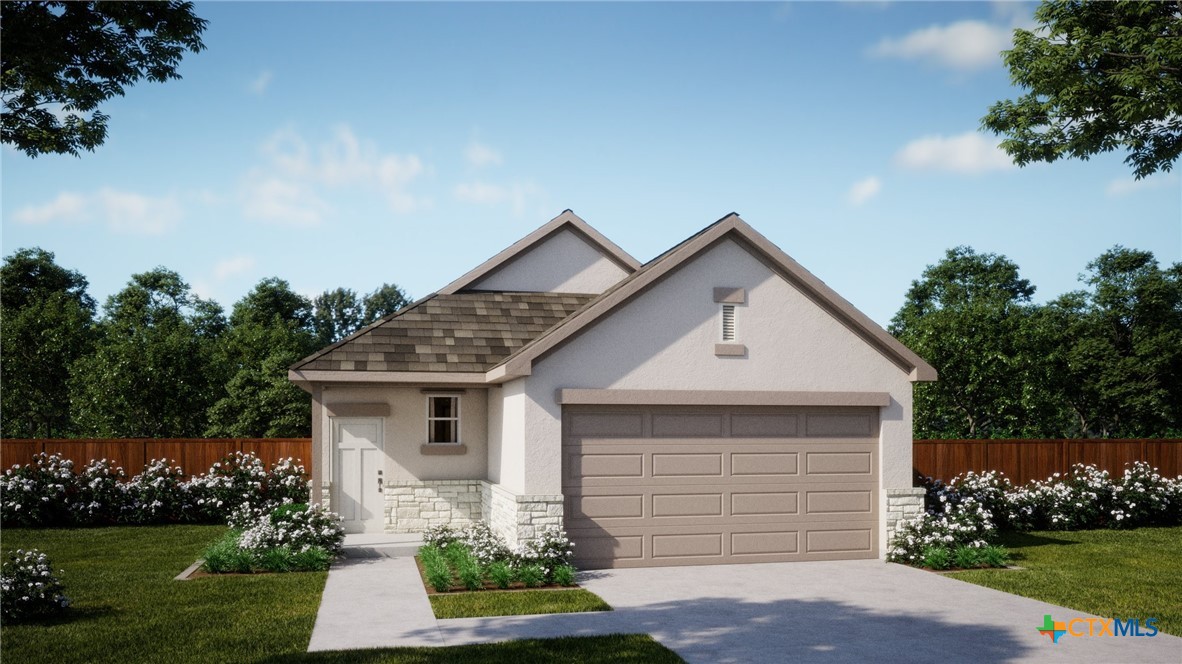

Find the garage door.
[{"left": 562, "top": 405, "right": 878, "bottom": 568}]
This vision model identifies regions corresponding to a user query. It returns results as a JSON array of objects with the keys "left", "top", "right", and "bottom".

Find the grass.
[
  {"left": 949, "top": 526, "right": 1182, "bottom": 636},
  {"left": 261, "top": 634, "right": 683, "bottom": 663},
  {"left": 0, "top": 525, "right": 327, "bottom": 664},
  {"left": 429, "top": 588, "right": 611, "bottom": 619}
]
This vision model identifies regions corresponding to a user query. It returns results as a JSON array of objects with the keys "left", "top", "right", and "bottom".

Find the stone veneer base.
[{"left": 885, "top": 487, "right": 927, "bottom": 549}]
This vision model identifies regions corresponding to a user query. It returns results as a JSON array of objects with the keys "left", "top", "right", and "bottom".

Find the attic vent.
[{"left": 721, "top": 304, "right": 736, "bottom": 341}]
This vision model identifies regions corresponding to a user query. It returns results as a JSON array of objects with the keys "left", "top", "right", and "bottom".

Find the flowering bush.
[
  {"left": 202, "top": 503, "right": 344, "bottom": 574},
  {"left": 0, "top": 453, "right": 75, "bottom": 526},
  {"left": 0, "top": 451, "right": 310, "bottom": 527},
  {"left": 457, "top": 522, "right": 511, "bottom": 565},
  {"left": 421, "top": 524, "right": 458, "bottom": 548},
  {"left": 70, "top": 459, "right": 127, "bottom": 525},
  {"left": 515, "top": 526, "right": 574, "bottom": 581},
  {"left": 123, "top": 459, "right": 191, "bottom": 523},
  {"left": 1, "top": 549, "right": 69, "bottom": 622},
  {"left": 416, "top": 524, "right": 580, "bottom": 591},
  {"left": 887, "top": 498, "right": 996, "bottom": 566}
]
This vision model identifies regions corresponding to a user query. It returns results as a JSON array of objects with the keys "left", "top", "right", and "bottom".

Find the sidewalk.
[{"left": 306, "top": 534, "right": 636, "bottom": 652}]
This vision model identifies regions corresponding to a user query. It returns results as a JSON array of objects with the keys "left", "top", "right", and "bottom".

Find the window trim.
[{"left": 425, "top": 394, "right": 462, "bottom": 445}]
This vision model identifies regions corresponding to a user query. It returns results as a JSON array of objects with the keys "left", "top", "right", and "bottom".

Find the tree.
[
  {"left": 983, "top": 1, "right": 1182, "bottom": 179},
  {"left": 69, "top": 268, "right": 224, "bottom": 437},
  {"left": 890, "top": 247, "right": 1038, "bottom": 438},
  {"left": 1053, "top": 248, "right": 1182, "bottom": 436},
  {"left": 1, "top": 1, "right": 207, "bottom": 157},
  {"left": 312, "top": 288, "right": 364, "bottom": 345},
  {"left": 205, "top": 279, "right": 318, "bottom": 438},
  {"left": 0, "top": 248, "right": 96, "bottom": 438},
  {"left": 361, "top": 283, "right": 411, "bottom": 325}
]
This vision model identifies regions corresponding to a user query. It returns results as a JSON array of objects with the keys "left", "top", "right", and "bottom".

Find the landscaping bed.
[{"left": 273, "top": 634, "right": 685, "bottom": 664}]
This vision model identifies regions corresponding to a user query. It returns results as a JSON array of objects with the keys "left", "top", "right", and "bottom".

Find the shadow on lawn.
[{"left": 997, "top": 531, "right": 1080, "bottom": 549}]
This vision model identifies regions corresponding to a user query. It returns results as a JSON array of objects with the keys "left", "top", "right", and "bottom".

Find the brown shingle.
[{"left": 292, "top": 291, "right": 595, "bottom": 373}]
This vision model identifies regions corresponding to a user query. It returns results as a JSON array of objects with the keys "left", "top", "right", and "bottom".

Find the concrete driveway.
[
  {"left": 440, "top": 561, "right": 1181, "bottom": 663},
  {"left": 310, "top": 538, "right": 1180, "bottom": 663}
]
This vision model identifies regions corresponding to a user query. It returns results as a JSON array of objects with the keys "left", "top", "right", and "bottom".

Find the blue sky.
[{"left": 4, "top": 1, "right": 1179, "bottom": 327}]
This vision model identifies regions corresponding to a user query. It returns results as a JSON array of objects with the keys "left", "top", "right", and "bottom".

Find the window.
[
  {"left": 426, "top": 395, "right": 460, "bottom": 444},
  {"left": 721, "top": 304, "right": 737, "bottom": 341}
]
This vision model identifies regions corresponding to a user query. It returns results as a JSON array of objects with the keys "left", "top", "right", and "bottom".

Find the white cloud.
[
  {"left": 893, "top": 132, "right": 1015, "bottom": 174},
  {"left": 13, "top": 189, "right": 180, "bottom": 234},
  {"left": 213, "top": 255, "right": 256, "bottom": 280},
  {"left": 847, "top": 176, "right": 882, "bottom": 206},
  {"left": 870, "top": 20, "right": 1013, "bottom": 71},
  {"left": 454, "top": 180, "right": 542, "bottom": 216},
  {"left": 249, "top": 69, "right": 273, "bottom": 95},
  {"left": 465, "top": 141, "right": 503, "bottom": 168},
  {"left": 13, "top": 192, "right": 88, "bottom": 224},
  {"left": 1106, "top": 174, "right": 1178, "bottom": 197},
  {"left": 241, "top": 124, "right": 427, "bottom": 225}
]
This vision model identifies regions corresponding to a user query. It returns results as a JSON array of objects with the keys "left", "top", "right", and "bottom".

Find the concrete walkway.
[{"left": 309, "top": 537, "right": 1182, "bottom": 663}]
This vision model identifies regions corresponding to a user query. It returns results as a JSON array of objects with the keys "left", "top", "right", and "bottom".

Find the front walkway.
[{"left": 309, "top": 536, "right": 1182, "bottom": 662}]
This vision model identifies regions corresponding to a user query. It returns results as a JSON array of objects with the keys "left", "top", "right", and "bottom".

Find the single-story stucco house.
[{"left": 289, "top": 210, "right": 936, "bottom": 569}]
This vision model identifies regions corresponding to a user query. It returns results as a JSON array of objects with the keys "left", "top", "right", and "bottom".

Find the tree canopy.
[
  {"left": 1, "top": 1, "right": 207, "bottom": 157},
  {"left": 983, "top": 0, "right": 1182, "bottom": 179}
]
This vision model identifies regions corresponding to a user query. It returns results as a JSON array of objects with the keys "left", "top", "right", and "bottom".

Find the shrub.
[
  {"left": 457, "top": 558, "right": 484, "bottom": 591},
  {"left": 422, "top": 524, "right": 458, "bottom": 549},
  {"left": 291, "top": 546, "right": 333, "bottom": 572},
  {"left": 0, "top": 549, "right": 70, "bottom": 622},
  {"left": 980, "top": 545, "right": 1011, "bottom": 567},
  {"left": 515, "top": 526, "right": 574, "bottom": 581},
  {"left": 457, "top": 522, "right": 511, "bottom": 565},
  {"left": 237, "top": 503, "right": 344, "bottom": 556},
  {"left": 552, "top": 564, "right": 577, "bottom": 587},
  {"left": 70, "top": 458, "right": 126, "bottom": 525},
  {"left": 123, "top": 459, "right": 191, "bottom": 524},
  {"left": 887, "top": 499, "right": 996, "bottom": 566},
  {"left": 921, "top": 547, "right": 951, "bottom": 570},
  {"left": 425, "top": 556, "right": 454, "bottom": 593},
  {"left": 1111, "top": 462, "right": 1179, "bottom": 527},
  {"left": 517, "top": 563, "right": 545, "bottom": 588},
  {"left": 0, "top": 453, "right": 75, "bottom": 526},
  {"left": 487, "top": 561, "right": 513, "bottom": 589},
  {"left": 201, "top": 532, "right": 254, "bottom": 574}
]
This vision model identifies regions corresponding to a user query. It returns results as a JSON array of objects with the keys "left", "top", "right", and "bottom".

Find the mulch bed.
[{"left": 414, "top": 556, "right": 581, "bottom": 595}]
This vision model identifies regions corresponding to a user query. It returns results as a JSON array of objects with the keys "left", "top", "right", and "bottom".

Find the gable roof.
[
  {"left": 290, "top": 291, "right": 595, "bottom": 375},
  {"left": 487, "top": 213, "right": 938, "bottom": 383},
  {"left": 438, "top": 209, "right": 641, "bottom": 295}
]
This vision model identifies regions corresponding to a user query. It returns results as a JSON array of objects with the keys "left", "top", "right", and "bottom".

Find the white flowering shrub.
[
  {"left": 70, "top": 459, "right": 127, "bottom": 525},
  {"left": 123, "top": 459, "right": 191, "bottom": 523},
  {"left": 887, "top": 498, "right": 996, "bottom": 566},
  {"left": 514, "top": 526, "right": 575, "bottom": 582},
  {"left": 1, "top": 549, "right": 69, "bottom": 622},
  {"left": 0, "top": 451, "right": 310, "bottom": 527},
  {"left": 0, "top": 453, "right": 75, "bottom": 526},
  {"left": 237, "top": 503, "right": 345, "bottom": 556},
  {"left": 421, "top": 524, "right": 458, "bottom": 548},
  {"left": 456, "top": 522, "right": 511, "bottom": 565}
]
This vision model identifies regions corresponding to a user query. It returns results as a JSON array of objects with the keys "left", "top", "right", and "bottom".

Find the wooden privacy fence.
[
  {"left": 914, "top": 438, "right": 1182, "bottom": 485},
  {"left": 0, "top": 438, "right": 313, "bottom": 477}
]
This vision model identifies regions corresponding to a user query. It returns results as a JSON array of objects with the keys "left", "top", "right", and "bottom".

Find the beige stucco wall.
[
  {"left": 487, "top": 378, "right": 527, "bottom": 493},
  {"left": 519, "top": 238, "right": 915, "bottom": 551},
  {"left": 316, "top": 385, "right": 489, "bottom": 485},
  {"left": 468, "top": 228, "right": 629, "bottom": 294}
]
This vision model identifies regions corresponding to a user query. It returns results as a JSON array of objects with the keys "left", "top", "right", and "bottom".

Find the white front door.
[{"left": 333, "top": 418, "right": 385, "bottom": 533}]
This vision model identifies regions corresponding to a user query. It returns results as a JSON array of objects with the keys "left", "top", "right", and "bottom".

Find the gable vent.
[{"left": 721, "top": 304, "right": 736, "bottom": 341}]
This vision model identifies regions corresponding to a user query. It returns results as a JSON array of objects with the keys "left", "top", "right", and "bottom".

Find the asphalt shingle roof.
[{"left": 292, "top": 291, "right": 595, "bottom": 373}]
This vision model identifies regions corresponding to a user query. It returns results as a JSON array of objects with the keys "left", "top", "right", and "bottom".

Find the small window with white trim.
[
  {"left": 426, "top": 395, "right": 460, "bottom": 444},
  {"left": 720, "top": 304, "right": 737, "bottom": 341}
]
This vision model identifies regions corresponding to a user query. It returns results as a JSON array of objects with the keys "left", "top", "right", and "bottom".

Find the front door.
[{"left": 333, "top": 418, "right": 385, "bottom": 533}]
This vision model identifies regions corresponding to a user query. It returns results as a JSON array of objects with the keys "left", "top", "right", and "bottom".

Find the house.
[{"left": 289, "top": 210, "right": 936, "bottom": 568}]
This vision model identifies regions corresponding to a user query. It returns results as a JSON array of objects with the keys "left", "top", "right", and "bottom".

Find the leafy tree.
[
  {"left": 983, "top": 1, "right": 1182, "bottom": 179},
  {"left": 1, "top": 1, "right": 207, "bottom": 157},
  {"left": 890, "top": 247, "right": 1038, "bottom": 438},
  {"left": 0, "top": 248, "right": 96, "bottom": 438},
  {"left": 312, "top": 288, "right": 364, "bottom": 345},
  {"left": 361, "top": 283, "right": 411, "bottom": 325},
  {"left": 205, "top": 279, "right": 318, "bottom": 438},
  {"left": 69, "top": 268, "right": 224, "bottom": 437},
  {"left": 1053, "top": 248, "right": 1182, "bottom": 436}
]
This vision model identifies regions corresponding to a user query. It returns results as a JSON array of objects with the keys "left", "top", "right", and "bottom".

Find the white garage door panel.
[{"left": 563, "top": 405, "right": 879, "bottom": 568}]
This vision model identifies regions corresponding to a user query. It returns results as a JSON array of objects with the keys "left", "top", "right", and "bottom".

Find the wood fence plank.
[
  {"left": 0, "top": 438, "right": 312, "bottom": 478},
  {"left": 914, "top": 438, "right": 1182, "bottom": 484}
]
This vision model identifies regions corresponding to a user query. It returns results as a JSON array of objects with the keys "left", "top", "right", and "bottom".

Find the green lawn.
[
  {"left": 0, "top": 525, "right": 327, "bottom": 663},
  {"left": 429, "top": 589, "right": 611, "bottom": 619},
  {"left": 1, "top": 527, "right": 682, "bottom": 664},
  {"left": 264, "top": 634, "right": 683, "bottom": 664},
  {"left": 949, "top": 526, "right": 1182, "bottom": 635}
]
